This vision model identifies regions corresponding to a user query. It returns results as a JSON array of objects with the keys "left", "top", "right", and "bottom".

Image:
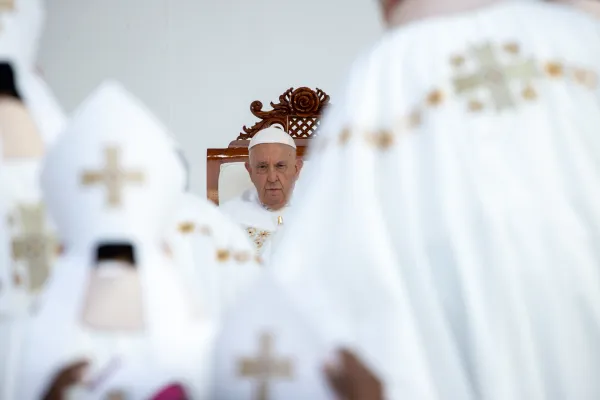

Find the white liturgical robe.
[
  {"left": 0, "top": 2, "right": 66, "bottom": 396},
  {"left": 166, "top": 191, "right": 261, "bottom": 323},
  {"left": 17, "top": 82, "right": 215, "bottom": 400},
  {"left": 220, "top": 188, "right": 291, "bottom": 263},
  {"left": 214, "top": 1, "right": 600, "bottom": 399}
]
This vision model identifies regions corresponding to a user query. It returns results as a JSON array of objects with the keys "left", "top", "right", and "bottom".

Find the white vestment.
[
  {"left": 220, "top": 188, "right": 291, "bottom": 263},
  {"left": 214, "top": 2, "right": 600, "bottom": 399},
  {"left": 0, "top": 0, "right": 66, "bottom": 145},
  {"left": 166, "top": 192, "right": 261, "bottom": 322},
  {"left": 0, "top": 115, "right": 59, "bottom": 400},
  {"left": 0, "top": 152, "right": 60, "bottom": 400},
  {"left": 17, "top": 82, "right": 215, "bottom": 400}
]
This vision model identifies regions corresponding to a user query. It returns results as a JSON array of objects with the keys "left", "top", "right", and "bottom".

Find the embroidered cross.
[
  {"left": 246, "top": 227, "right": 271, "bottom": 250},
  {"left": 11, "top": 204, "right": 56, "bottom": 292},
  {"left": 0, "top": 0, "right": 14, "bottom": 32},
  {"left": 238, "top": 332, "right": 294, "bottom": 400},
  {"left": 81, "top": 147, "right": 145, "bottom": 207},
  {"left": 453, "top": 42, "right": 538, "bottom": 111}
]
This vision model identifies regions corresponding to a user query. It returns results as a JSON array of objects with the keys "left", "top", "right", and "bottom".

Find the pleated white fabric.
[{"left": 216, "top": 1, "right": 600, "bottom": 399}]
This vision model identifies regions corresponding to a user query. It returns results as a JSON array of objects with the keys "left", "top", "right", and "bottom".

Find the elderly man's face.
[{"left": 246, "top": 143, "right": 303, "bottom": 211}]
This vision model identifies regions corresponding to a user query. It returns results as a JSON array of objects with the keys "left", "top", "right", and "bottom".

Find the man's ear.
[
  {"left": 295, "top": 159, "right": 304, "bottom": 177},
  {"left": 245, "top": 161, "right": 251, "bottom": 174}
]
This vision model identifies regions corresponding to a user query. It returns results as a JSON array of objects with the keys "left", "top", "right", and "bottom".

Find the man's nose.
[{"left": 267, "top": 167, "right": 277, "bottom": 182}]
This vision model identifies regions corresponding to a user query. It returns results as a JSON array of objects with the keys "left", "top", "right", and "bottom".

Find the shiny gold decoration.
[
  {"left": 426, "top": 90, "right": 444, "bottom": 106},
  {"left": 277, "top": 216, "right": 284, "bottom": 226},
  {"left": 545, "top": 62, "right": 564, "bottom": 78},
  {"left": 10, "top": 205, "right": 56, "bottom": 292},
  {"left": 178, "top": 221, "right": 195, "bottom": 234},
  {"left": 246, "top": 227, "right": 272, "bottom": 251},
  {"left": 522, "top": 85, "right": 537, "bottom": 100},
  {"left": 216, "top": 249, "right": 230, "bottom": 263},
  {"left": 453, "top": 42, "right": 538, "bottom": 111},
  {"left": 367, "top": 130, "right": 394, "bottom": 150},
  {"left": 81, "top": 147, "right": 145, "bottom": 207},
  {"left": 238, "top": 332, "right": 294, "bottom": 400},
  {"left": 503, "top": 42, "right": 520, "bottom": 55}
]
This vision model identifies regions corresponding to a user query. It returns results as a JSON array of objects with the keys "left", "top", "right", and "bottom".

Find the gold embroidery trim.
[
  {"left": 10, "top": 204, "right": 56, "bottom": 292},
  {"left": 320, "top": 41, "right": 598, "bottom": 153},
  {"left": 178, "top": 222, "right": 195, "bottom": 234},
  {"left": 246, "top": 227, "right": 272, "bottom": 250},
  {"left": 216, "top": 249, "right": 230, "bottom": 263}
]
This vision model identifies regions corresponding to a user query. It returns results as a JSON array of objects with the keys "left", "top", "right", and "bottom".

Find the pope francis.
[{"left": 220, "top": 127, "right": 303, "bottom": 263}]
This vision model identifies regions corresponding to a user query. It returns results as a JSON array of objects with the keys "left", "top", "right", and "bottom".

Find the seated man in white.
[{"left": 220, "top": 127, "right": 303, "bottom": 262}]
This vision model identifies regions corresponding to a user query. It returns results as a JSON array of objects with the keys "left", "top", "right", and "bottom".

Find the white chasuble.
[
  {"left": 0, "top": 120, "right": 59, "bottom": 400},
  {"left": 215, "top": 1, "right": 600, "bottom": 399},
  {"left": 220, "top": 188, "right": 291, "bottom": 264},
  {"left": 166, "top": 192, "right": 262, "bottom": 323}
]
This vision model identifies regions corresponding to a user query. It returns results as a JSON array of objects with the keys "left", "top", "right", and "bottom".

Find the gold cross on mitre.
[
  {"left": 81, "top": 146, "right": 145, "bottom": 207},
  {"left": 452, "top": 42, "right": 539, "bottom": 111},
  {"left": 0, "top": 0, "right": 15, "bottom": 32},
  {"left": 10, "top": 204, "right": 56, "bottom": 292},
  {"left": 238, "top": 332, "right": 294, "bottom": 400}
]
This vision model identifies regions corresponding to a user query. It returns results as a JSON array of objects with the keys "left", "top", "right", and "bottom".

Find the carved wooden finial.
[{"left": 238, "top": 87, "right": 330, "bottom": 141}]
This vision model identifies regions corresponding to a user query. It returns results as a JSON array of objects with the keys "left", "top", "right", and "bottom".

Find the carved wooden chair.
[{"left": 207, "top": 87, "right": 330, "bottom": 205}]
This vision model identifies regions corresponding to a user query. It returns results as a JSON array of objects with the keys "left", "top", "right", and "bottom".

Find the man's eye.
[{"left": 277, "top": 164, "right": 287, "bottom": 170}]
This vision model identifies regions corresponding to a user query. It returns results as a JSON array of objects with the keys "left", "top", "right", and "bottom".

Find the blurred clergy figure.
[
  {"left": 221, "top": 127, "right": 303, "bottom": 263},
  {"left": 213, "top": 0, "right": 600, "bottom": 399},
  {"left": 166, "top": 147, "right": 261, "bottom": 323},
  {"left": 0, "top": 0, "right": 66, "bottom": 146},
  {"left": 0, "top": 1, "right": 66, "bottom": 398},
  {"left": 17, "top": 82, "right": 215, "bottom": 400}
]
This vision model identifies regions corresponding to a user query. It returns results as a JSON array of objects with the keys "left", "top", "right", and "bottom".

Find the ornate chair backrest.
[{"left": 207, "top": 87, "right": 330, "bottom": 205}]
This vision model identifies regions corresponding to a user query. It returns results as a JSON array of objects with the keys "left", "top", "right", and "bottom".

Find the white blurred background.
[{"left": 38, "top": 0, "right": 383, "bottom": 196}]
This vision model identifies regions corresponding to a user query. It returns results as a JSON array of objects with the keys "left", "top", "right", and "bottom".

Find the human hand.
[
  {"left": 324, "top": 349, "right": 384, "bottom": 400},
  {"left": 42, "top": 360, "right": 89, "bottom": 400}
]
